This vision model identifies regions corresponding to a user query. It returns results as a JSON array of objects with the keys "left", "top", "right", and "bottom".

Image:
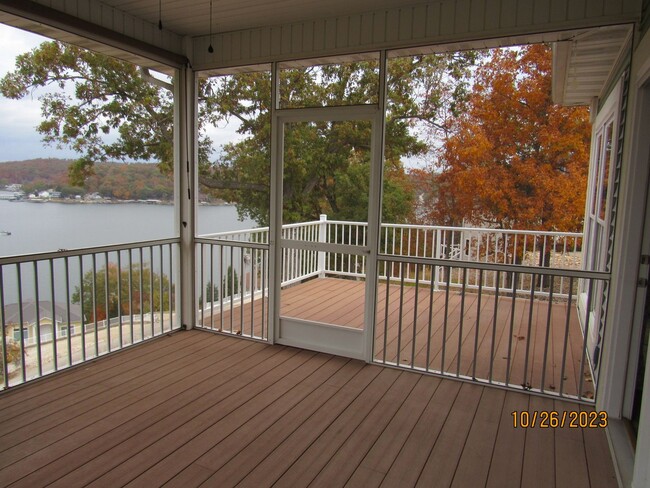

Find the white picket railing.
[{"left": 200, "top": 216, "right": 583, "bottom": 298}]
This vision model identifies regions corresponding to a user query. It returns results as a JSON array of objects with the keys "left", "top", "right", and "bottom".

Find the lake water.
[
  {"left": 0, "top": 200, "right": 257, "bottom": 304},
  {"left": 0, "top": 200, "right": 255, "bottom": 257}
]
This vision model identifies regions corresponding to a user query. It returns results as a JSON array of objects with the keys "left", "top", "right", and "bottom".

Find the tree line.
[
  {"left": 0, "top": 159, "right": 175, "bottom": 200},
  {"left": 0, "top": 41, "right": 590, "bottom": 231}
]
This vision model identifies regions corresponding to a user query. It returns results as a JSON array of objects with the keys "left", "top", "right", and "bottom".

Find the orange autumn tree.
[{"left": 432, "top": 45, "right": 591, "bottom": 237}]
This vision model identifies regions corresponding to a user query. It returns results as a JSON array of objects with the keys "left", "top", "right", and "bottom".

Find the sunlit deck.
[
  {"left": 202, "top": 277, "right": 591, "bottom": 399},
  {"left": 0, "top": 329, "right": 616, "bottom": 487}
]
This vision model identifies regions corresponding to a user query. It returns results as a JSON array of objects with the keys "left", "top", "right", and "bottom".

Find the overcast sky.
[
  {"left": 0, "top": 24, "right": 76, "bottom": 162},
  {"left": 0, "top": 23, "right": 244, "bottom": 164}
]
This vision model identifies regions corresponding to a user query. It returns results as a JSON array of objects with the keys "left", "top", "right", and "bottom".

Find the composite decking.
[
  {"left": 202, "top": 277, "right": 591, "bottom": 399},
  {"left": 0, "top": 329, "right": 617, "bottom": 487}
]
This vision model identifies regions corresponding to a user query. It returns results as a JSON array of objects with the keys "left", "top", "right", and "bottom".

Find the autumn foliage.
[{"left": 429, "top": 45, "right": 591, "bottom": 232}]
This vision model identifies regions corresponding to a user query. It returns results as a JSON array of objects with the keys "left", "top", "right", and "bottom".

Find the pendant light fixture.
[
  {"left": 208, "top": 0, "right": 214, "bottom": 53},
  {"left": 158, "top": 0, "right": 163, "bottom": 30}
]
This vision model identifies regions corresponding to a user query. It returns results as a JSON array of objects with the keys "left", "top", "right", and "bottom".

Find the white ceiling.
[{"left": 102, "top": 0, "right": 419, "bottom": 37}]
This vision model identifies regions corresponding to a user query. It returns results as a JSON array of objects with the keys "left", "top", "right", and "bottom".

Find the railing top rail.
[
  {"left": 0, "top": 237, "right": 181, "bottom": 265},
  {"left": 195, "top": 237, "right": 270, "bottom": 250},
  {"left": 198, "top": 220, "right": 324, "bottom": 240},
  {"left": 201, "top": 219, "right": 583, "bottom": 239},
  {"left": 323, "top": 220, "right": 582, "bottom": 237},
  {"left": 198, "top": 226, "right": 269, "bottom": 239},
  {"left": 379, "top": 253, "right": 608, "bottom": 280},
  {"left": 380, "top": 223, "right": 583, "bottom": 237}
]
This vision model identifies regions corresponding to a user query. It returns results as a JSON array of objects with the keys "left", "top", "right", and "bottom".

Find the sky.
[
  {"left": 0, "top": 24, "right": 73, "bottom": 162},
  {"left": 0, "top": 23, "right": 243, "bottom": 164}
]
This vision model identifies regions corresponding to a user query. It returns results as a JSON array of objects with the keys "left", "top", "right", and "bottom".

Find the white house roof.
[
  {"left": 552, "top": 24, "right": 633, "bottom": 106},
  {"left": 2, "top": 300, "right": 83, "bottom": 326}
]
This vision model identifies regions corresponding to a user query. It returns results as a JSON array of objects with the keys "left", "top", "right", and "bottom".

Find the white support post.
[
  {"left": 318, "top": 214, "right": 327, "bottom": 277},
  {"left": 363, "top": 50, "right": 388, "bottom": 363},
  {"left": 174, "top": 63, "right": 198, "bottom": 330},
  {"left": 268, "top": 61, "right": 280, "bottom": 344}
]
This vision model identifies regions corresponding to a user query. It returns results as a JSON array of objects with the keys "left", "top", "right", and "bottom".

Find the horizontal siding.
[
  {"left": 193, "top": 0, "right": 641, "bottom": 71},
  {"left": 26, "top": 0, "right": 184, "bottom": 56}
]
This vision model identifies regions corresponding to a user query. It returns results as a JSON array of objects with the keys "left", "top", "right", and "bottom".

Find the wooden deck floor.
[
  {"left": 203, "top": 277, "right": 590, "bottom": 399},
  {"left": 0, "top": 330, "right": 616, "bottom": 488}
]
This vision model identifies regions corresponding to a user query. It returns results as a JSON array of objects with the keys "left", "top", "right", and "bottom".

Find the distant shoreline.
[{"left": 5, "top": 199, "right": 230, "bottom": 206}]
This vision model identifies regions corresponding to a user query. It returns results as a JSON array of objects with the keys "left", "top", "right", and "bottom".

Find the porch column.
[{"left": 174, "top": 63, "right": 198, "bottom": 330}]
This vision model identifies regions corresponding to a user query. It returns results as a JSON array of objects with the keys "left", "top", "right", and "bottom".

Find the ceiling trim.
[{"left": 0, "top": 0, "right": 188, "bottom": 69}]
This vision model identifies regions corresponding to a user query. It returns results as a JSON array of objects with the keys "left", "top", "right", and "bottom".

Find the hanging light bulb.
[
  {"left": 208, "top": 0, "right": 214, "bottom": 53},
  {"left": 158, "top": 0, "right": 163, "bottom": 30}
]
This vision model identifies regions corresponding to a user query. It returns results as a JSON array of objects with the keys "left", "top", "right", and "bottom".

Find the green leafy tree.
[
  {"left": 198, "top": 280, "right": 219, "bottom": 307},
  {"left": 72, "top": 263, "right": 174, "bottom": 322},
  {"left": 1, "top": 42, "right": 477, "bottom": 224},
  {"left": 1, "top": 341, "right": 22, "bottom": 384},
  {"left": 222, "top": 266, "right": 240, "bottom": 298}
]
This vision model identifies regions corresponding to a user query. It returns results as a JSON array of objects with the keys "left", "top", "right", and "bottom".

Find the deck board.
[
  {"left": 0, "top": 331, "right": 617, "bottom": 488},
  {"left": 206, "top": 277, "right": 587, "bottom": 398}
]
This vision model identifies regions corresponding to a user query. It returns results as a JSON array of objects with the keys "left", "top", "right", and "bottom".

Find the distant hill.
[{"left": 0, "top": 159, "right": 174, "bottom": 200}]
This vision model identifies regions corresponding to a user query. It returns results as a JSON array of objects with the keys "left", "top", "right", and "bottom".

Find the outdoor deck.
[
  {"left": 203, "top": 277, "right": 591, "bottom": 398},
  {"left": 0, "top": 329, "right": 616, "bottom": 487}
]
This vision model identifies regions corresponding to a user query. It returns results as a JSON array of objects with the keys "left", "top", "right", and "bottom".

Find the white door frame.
[
  {"left": 267, "top": 53, "right": 387, "bottom": 362},
  {"left": 270, "top": 104, "right": 382, "bottom": 361}
]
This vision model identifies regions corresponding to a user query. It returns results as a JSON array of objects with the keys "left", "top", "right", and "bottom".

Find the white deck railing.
[
  {"left": 1, "top": 238, "right": 180, "bottom": 389},
  {"left": 200, "top": 216, "right": 583, "bottom": 298}
]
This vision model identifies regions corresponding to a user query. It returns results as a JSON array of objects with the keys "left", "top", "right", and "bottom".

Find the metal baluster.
[
  {"left": 426, "top": 264, "right": 435, "bottom": 372},
  {"left": 149, "top": 246, "right": 154, "bottom": 337},
  {"left": 0, "top": 267, "right": 7, "bottom": 387},
  {"left": 16, "top": 264, "right": 25, "bottom": 382},
  {"left": 382, "top": 261, "right": 391, "bottom": 364},
  {"left": 505, "top": 270, "right": 517, "bottom": 386},
  {"left": 261, "top": 249, "right": 267, "bottom": 340},
  {"left": 522, "top": 276, "right": 536, "bottom": 388},
  {"left": 578, "top": 278, "right": 595, "bottom": 399},
  {"left": 540, "top": 276, "right": 555, "bottom": 393},
  {"left": 168, "top": 244, "right": 173, "bottom": 329},
  {"left": 457, "top": 267, "right": 467, "bottom": 377},
  {"left": 210, "top": 244, "right": 215, "bottom": 330},
  {"left": 65, "top": 258, "right": 72, "bottom": 365},
  {"left": 489, "top": 270, "right": 500, "bottom": 383},
  {"left": 411, "top": 264, "right": 420, "bottom": 369},
  {"left": 49, "top": 259, "right": 58, "bottom": 372},
  {"left": 240, "top": 248, "right": 244, "bottom": 335},
  {"left": 220, "top": 245, "right": 224, "bottom": 331},
  {"left": 128, "top": 249, "right": 134, "bottom": 343},
  {"left": 159, "top": 245, "right": 164, "bottom": 332},
  {"left": 200, "top": 242, "right": 205, "bottom": 327},
  {"left": 117, "top": 251, "right": 123, "bottom": 347},
  {"left": 394, "top": 263, "right": 406, "bottom": 365},
  {"left": 33, "top": 261, "right": 42, "bottom": 377},
  {"left": 79, "top": 255, "right": 86, "bottom": 362},
  {"left": 441, "top": 266, "right": 451, "bottom": 374},
  {"left": 559, "top": 277, "right": 574, "bottom": 397},
  {"left": 104, "top": 252, "right": 110, "bottom": 352},
  {"left": 91, "top": 253, "right": 98, "bottom": 356},
  {"left": 139, "top": 247, "right": 144, "bottom": 341},
  {"left": 230, "top": 246, "right": 234, "bottom": 333},
  {"left": 473, "top": 269, "right": 483, "bottom": 380}
]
